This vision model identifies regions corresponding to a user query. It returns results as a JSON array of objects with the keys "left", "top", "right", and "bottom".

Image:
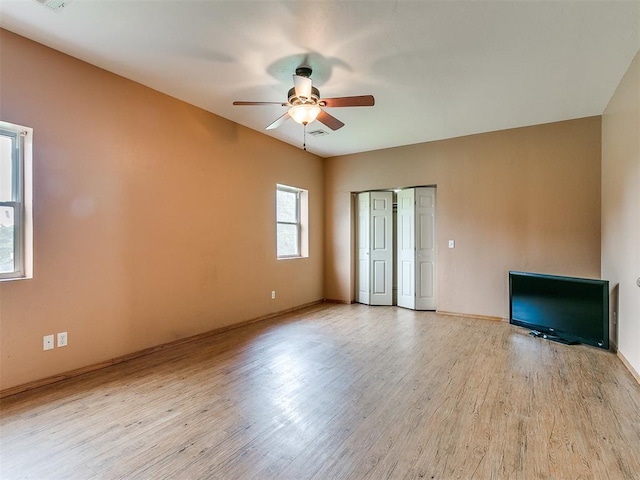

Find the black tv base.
[{"left": 529, "top": 330, "right": 579, "bottom": 345}]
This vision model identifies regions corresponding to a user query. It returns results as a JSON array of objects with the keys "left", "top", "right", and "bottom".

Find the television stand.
[{"left": 529, "top": 330, "right": 579, "bottom": 345}]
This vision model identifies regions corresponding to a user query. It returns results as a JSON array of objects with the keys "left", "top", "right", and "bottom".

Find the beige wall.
[
  {"left": 0, "top": 30, "right": 324, "bottom": 391},
  {"left": 0, "top": 27, "right": 617, "bottom": 393},
  {"left": 325, "top": 117, "right": 602, "bottom": 318},
  {"left": 602, "top": 50, "right": 640, "bottom": 376}
]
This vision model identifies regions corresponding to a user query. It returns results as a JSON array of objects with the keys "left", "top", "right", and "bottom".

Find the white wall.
[{"left": 602, "top": 50, "right": 640, "bottom": 379}]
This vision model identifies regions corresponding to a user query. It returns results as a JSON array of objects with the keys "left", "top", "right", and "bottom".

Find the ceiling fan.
[{"left": 233, "top": 66, "right": 375, "bottom": 132}]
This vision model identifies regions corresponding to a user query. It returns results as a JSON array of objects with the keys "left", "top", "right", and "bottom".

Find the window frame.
[
  {"left": 276, "top": 184, "right": 308, "bottom": 260},
  {"left": 0, "top": 122, "right": 32, "bottom": 281}
]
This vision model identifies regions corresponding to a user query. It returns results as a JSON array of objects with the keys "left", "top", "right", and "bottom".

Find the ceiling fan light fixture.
[
  {"left": 233, "top": 65, "right": 373, "bottom": 135},
  {"left": 288, "top": 104, "right": 321, "bottom": 125}
]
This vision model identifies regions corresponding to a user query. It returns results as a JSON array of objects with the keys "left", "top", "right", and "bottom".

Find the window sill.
[{"left": 0, "top": 275, "right": 31, "bottom": 282}]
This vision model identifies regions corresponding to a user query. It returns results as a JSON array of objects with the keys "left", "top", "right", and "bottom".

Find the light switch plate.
[{"left": 448, "top": 240, "right": 455, "bottom": 248}]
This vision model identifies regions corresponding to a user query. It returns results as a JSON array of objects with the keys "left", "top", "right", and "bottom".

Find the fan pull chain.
[{"left": 303, "top": 123, "right": 307, "bottom": 151}]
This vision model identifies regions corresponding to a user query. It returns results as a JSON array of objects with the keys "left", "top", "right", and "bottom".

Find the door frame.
[{"left": 353, "top": 185, "right": 437, "bottom": 309}]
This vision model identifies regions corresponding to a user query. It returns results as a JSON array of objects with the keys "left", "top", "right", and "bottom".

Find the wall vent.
[
  {"left": 34, "top": 0, "right": 73, "bottom": 11},
  {"left": 308, "top": 129, "right": 329, "bottom": 137}
]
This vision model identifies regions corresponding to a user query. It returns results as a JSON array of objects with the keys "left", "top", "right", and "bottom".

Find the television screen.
[{"left": 509, "top": 271, "right": 609, "bottom": 349}]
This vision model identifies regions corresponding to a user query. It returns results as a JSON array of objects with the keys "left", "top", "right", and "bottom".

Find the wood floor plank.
[{"left": 1, "top": 303, "right": 640, "bottom": 479}]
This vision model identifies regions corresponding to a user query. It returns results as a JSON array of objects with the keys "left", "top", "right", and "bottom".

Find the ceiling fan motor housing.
[
  {"left": 288, "top": 86, "right": 320, "bottom": 105},
  {"left": 295, "top": 66, "right": 313, "bottom": 78}
]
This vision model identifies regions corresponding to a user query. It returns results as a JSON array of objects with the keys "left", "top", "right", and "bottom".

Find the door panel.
[
  {"left": 397, "top": 188, "right": 415, "bottom": 309},
  {"left": 416, "top": 187, "right": 436, "bottom": 310},
  {"left": 372, "top": 215, "right": 388, "bottom": 250},
  {"left": 372, "top": 261, "right": 387, "bottom": 294},
  {"left": 401, "top": 261, "right": 413, "bottom": 296},
  {"left": 418, "top": 213, "right": 434, "bottom": 250},
  {"left": 419, "top": 261, "right": 434, "bottom": 298},
  {"left": 369, "top": 191, "right": 393, "bottom": 305},
  {"left": 356, "top": 193, "right": 370, "bottom": 304}
]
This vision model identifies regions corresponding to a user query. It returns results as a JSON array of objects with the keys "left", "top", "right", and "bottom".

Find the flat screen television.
[{"left": 509, "top": 271, "right": 609, "bottom": 349}]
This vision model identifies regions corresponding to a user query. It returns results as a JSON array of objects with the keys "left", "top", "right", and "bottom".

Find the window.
[
  {"left": 0, "top": 121, "right": 32, "bottom": 280},
  {"left": 276, "top": 184, "right": 308, "bottom": 259}
]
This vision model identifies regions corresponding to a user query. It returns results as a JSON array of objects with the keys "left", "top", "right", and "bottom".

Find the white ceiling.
[{"left": 1, "top": 0, "right": 639, "bottom": 158}]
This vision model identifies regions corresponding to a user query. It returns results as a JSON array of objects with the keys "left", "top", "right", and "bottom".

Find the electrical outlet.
[
  {"left": 43, "top": 334, "right": 54, "bottom": 351},
  {"left": 271, "top": 290, "right": 276, "bottom": 299},
  {"left": 57, "top": 331, "right": 68, "bottom": 347}
]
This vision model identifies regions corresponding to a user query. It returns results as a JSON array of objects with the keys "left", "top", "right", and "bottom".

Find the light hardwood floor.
[{"left": 1, "top": 303, "right": 640, "bottom": 479}]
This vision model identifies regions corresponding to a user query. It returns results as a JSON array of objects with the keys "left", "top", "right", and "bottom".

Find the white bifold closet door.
[
  {"left": 397, "top": 187, "right": 437, "bottom": 310},
  {"left": 356, "top": 191, "right": 393, "bottom": 306}
]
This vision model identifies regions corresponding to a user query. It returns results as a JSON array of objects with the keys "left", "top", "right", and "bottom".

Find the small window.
[
  {"left": 276, "top": 184, "right": 308, "bottom": 259},
  {"left": 0, "top": 121, "right": 33, "bottom": 280}
]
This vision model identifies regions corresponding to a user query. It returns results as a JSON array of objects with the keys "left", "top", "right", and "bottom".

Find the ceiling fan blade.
[
  {"left": 266, "top": 112, "right": 291, "bottom": 130},
  {"left": 317, "top": 110, "right": 345, "bottom": 131},
  {"left": 320, "top": 95, "right": 375, "bottom": 108},
  {"left": 233, "top": 101, "right": 288, "bottom": 106},
  {"left": 293, "top": 75, "right": 312, "bottom": 99}
]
